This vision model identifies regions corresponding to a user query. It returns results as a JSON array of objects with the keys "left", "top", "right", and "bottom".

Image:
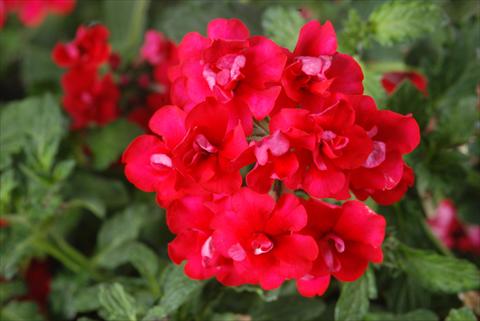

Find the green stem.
[{"left": 33, "top": 239, "right": 84, "bottom": 274}]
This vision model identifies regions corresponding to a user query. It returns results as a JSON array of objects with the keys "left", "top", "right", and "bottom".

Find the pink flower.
[
  {"left": 52, "top": 24, "right": 110, "bottom": 69},
  {"left": 297, "top": 200, "right": 385, "bottom": 297},
  {"left": 428, "top": 200, "right": 480, "bottom": 256},
  {"left": 169, "top": 18, "right": 287, "bottom": 133},
  {"left": 211, "top": 189, "right": 318, "bottom": 290},
  {"left": 381, "top": 71, "right": 428, "bottom": 96}
]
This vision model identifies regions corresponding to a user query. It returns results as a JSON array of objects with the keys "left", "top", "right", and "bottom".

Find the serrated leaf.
[
  {"left": 104, "top": 0, "right": 150, "bottom": 60},
  {"left": 262, "top": 6, "right": 305, "bottom": 50},
  {"left": 365, "top": 309, "right": 438, "bottom": 321},
  {"left": 446, "top": 307, "right": 477, "bottom": 321},
  {"left": 399, "top": 244, "right": 480, "bottom": 293},
  {"left": 98, "top": 283, "right": 137, "bottom": 321},
  {"left": 250, "top": 295, "right": 325, "bottom": 321},
  {"left": 21, "top": 45, "right": 62, "bottom": 94},
  {"left": 335, "top": 273, "right": 370, "bottom": 321},
  {"left": 0, "top": 94, "right": 66, "bottom": 172},
  {"left": 370, "top": 1, "right": 443, "bottom": 46},
  {"left": 86, "top": 119, "right": 142, "bottom": 170},
  {"left": 0, "top": 301, "right": 44, "bottom": 321},
  {"left": 156, "top": 264, "right": 204, "bottom": 316},
  {"left": 97, "top": 205, "right": 149, "bottom": 250},
  {"left": 386, "top": 81, "right": 429, "bottom": 129},
  {"left": 232, "top": 285, "right": 280, "bottom": 302}
]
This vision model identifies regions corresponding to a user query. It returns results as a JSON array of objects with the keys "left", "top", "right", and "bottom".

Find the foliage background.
[{"left": 0, "top": 0, "right": 479, "bottom": 320}]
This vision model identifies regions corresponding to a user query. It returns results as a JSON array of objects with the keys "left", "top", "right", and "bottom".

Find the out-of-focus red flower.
[
  {"left": 297, "top": 200, "right": 385, "bottom": 297},
  {"left": 381, "top": 71, "right": 428, "bottom": 96},
  {"left": 61, "top": 68, "right": 120, "bottom": 129},
  {"left": 23, "top": 259, "right": 52, "bottom": 311},
  {"left": 52, "top": 24, "right": 110, "bottom": 69},
  {"left": 428, "top": 200, "right": 480, "bottom": 256},
  {"left": 169, "top": 18, "right": 287, "bottom": 134},
  {"left": 0, "top": 218, "right": 9, "bottom": 228},
  {"left": 1, "top": 0, "right": 75, "bottom": 28}
]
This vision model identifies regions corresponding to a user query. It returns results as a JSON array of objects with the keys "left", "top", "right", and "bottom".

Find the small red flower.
[
  {"left": 1, "top": 0, "right": 75, "bottom": 28},
  {"left": 61, "top": 68, "right": 119, "bottom": 129},
  {"left": 297, "top": 200, "right": 385, "bottom": 297},
  {"left": 52, "top": 24, "right": 110, "bottom": 69},
  {"left": 381, "top": 71, "right": 428, "bottom": 96},
  {"left": 23, "top": 259, "right": 52, "bottom": 311},
  {"left": 428, "top": 200, "right": 480, "bottom": 256}
]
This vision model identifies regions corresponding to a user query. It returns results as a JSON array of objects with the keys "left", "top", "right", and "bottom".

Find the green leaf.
[
  {"left": 0, "top": 94, "right": 66, "bottom": 171},
  {"left": 67, "top": 197, "right": 106, "bottom": 219},
  {"left": 98, "top": 283, "right": 137, "bottom": 321},
  {"left": 446, "top": 307, "right": 477, "bottom": 321},
  {"left": 262, "top": 6, "right": 305, "bottom": 50},
  {"left": 96, "top": 241, "right": 159, "bottom": 296},
  {"left": 86, "top": 119, "right": 142, "bottom": 170},
  {"left": 0, "top": 170, "right": 17, "bottom": 212},
  {"left": 433, "top": 96, "right": 478, "bottom": 147},
  {"left": 335, "top": 273, "right": 370, "bottom": 321},
  {"left": 0, "top": 281, "right": 26, "bottom": 304},
  {"left": 155, "top": 264, "right": 204, "bottom": 317},
  {"left": 66, "top": 172, "right": 128, "bottom": 208},
  {"left": 73, "top": 285, "right": 102, "bottom": 313},
  {"left": 52, "top": 159, "right": 75, "bottom": 181},
  {"left": 103, "top": 0, "right": 150, "bottom": 60},
  {"left": 97, "top": 205, "right": 149, "bottom": 250},
  {"left": 154, "top": 1, "right": 262, "bottom": 43},
  {"left": 386, "top": 81, "right": 429, "bottom": 129},
  {"left": 0, "top": 301, "right": 44, "bottom": 321},
  {"left": 251, "top": 295, "right": 326, "bottom": 321},
  {"left": 21, "top": 45, "right": 62, "bottom": 94},
  {"left": 232, "top": 285, "right": 280, "bottom": 302},
  {"left": 399, "top": 244, "right": 480, "bottom": 293},
  {"left": 369, "top": 1, "right": 443, "bottom": 46},
  {"left": 142, "top": 306, "right": 167, "bottom": 321},
  {"left": 365, "top": 309, "right": 438, "bottom": 321}
]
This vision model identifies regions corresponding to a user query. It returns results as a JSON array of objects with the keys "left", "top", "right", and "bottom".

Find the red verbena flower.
[
  {"left": 348, "top": 95, "right": 420, "bottom": 205},
  {"left": 297, "top": 200, "right": 385, "bottom": 297},
  {"left": 279, "top": 20, "right": 363, "bottom": 112},
  {"left": 52, "top": 24, "right": 110, "bottom": 69},
  {"left": 211, "top": 188, "right": 318, "bottom": 290},
  {"left": 381, "top": 71, "right": 428, "bottom": 96},
  {"left": 61, "top": 68, "right": 119, "bottom": 129},
  {"left": 1, "top": 0, "right": 74, "bottom": 28}
]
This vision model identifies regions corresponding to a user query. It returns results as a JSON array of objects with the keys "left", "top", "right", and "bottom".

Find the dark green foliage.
[{"left": 0, "top": 1, "right": 479, "bottom": 321}]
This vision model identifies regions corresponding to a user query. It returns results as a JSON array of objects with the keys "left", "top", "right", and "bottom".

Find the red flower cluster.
[
  {"left": 428, "top": 200, "right": 480, "bottom": 256},
  {"left": 0, "top": 0, "right": 74, "bottom": 29},
  {"left": 123, "top": 19, "right": 419, "bottom": 296},
  {"left": 53, "top": 25, "right": 178, "bottom": 130},
  {"left": 53, "top": 24, "right": 119, "bottom": 129}
]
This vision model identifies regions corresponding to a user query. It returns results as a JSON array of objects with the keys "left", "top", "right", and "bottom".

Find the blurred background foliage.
[{"left": 0, "top": 0, "right": 479, "bottom": 321}]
